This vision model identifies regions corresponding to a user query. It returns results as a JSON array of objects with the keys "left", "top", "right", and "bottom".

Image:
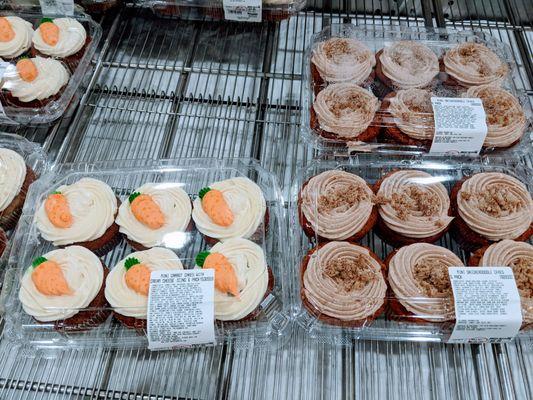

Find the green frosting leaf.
[
  {"left": 32, "top": 256, "right": 47, "bottom": 268},
  {"left": 195, "top": 251, "right": 210, "bottom": 267},
  {"left": 124, "top": 257, "right": 141, "bottom": 270},
  {"left": 51, "top": 191, "right": 61, "bottom": 195},
  {"left": 40, "top": 17, "right": 54, "bottom": 25},
  {"left": 128, "top": 192, "right": 141, "bottom": 204},
  {"left": 198, "top": 187, "right": 211, "bottom": 200}
]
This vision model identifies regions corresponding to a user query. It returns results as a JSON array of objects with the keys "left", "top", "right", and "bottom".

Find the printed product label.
[
  {"left": 39, "top": 0, "right": 75, "bottom": 15},
  {"left": 223, "top": 0, "right": 262, "bottom": 22}
]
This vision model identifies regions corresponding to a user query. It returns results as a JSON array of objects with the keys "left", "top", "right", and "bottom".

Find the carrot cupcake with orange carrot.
[{"left": 0, "top": 16, "right": 33, "bottom": 60}]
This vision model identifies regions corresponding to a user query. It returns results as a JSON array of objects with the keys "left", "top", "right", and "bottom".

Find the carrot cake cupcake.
[
  {"left": 32, "top": 18, "right": 88, "bottom": 64},
  {"left": 300, "top": 241, "right": 387, "bottom": 327},
  {"left": 195, "top": 238, "right": 273, "bottom": 322},
  {"left": 310, "top": 37, "right": 376, "bottom": 89},
  {"left": 468, "top": 240, "right": 532, "bottom": 328},
  {"left": 0, "top": 227, "right": 6, "bottom": 257},
  {"left": 105, "top": 247, "right": 183, "bottom": 330},
  {"left": 374, "top": 170, "right": 453, "bottom": 247},
  {"left": 1, "top": 57, "right": 69, "bottom": 108},
  {"left": 298, "top": 170, "right": 377, "bottom": 242},
  {"left": 18, "top": 246, "right": 110, "bottom": 331},
  {"left": 466, "top": 85, "right": 527, "bottom": 150},
  {"left": 442, "top": 42, "right": 508, "bottom": 88},
  {"left": 0, "top": 147, "right": 36, "bottom": 231},
  {"left": 311, "top": 83, "right": 381, "bottom": 141},
  {"left": 451, "top": 172, "right": 533, "bottom": 251},
  {"left": 35, "top": 178, "right": 121, "bottom": 256},
  {"left": 192, "top": 177, "right": 267, "bottom": 243},
  {"left": 387, "top": 243, "right": 463, "bottom": 323},
  {"left": 116, "top": 183, "right": 192, "bottom": 251},
  {"left": 375, "top": 41, "right": 439, "bottom": 90},
  {"left": 0, "top": 16, "right": 33, "bottom": 59}
]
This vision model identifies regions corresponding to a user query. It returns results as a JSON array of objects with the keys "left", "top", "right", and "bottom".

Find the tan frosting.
[
  {"left": 389, "top": 243, "right": 463, "bottom": 321},
  {"left": 313, "top": 83, "right": 380, "bottom": 138},
  {"left": 376, "top": 170, "right": 453, "bottom": 238},
  {"left": 303, "top": 241, "right": 387, "bottom": 321},
  {"left": 478, "top": 240, "right": 532, "bottom": 325},
  {"left": 388, "top": 89, "right": 435, "bottom": 140},
  {"left": 457, "top": 172, "right": 532, "bottom": 241},
  {"left": 300, "top": 170, "right": 374, "bottom": 240},
  {"left": 380, "top": 41, "right": 439, "bottom": 89},
  {"left": 465, "top": 85, "right": 527, "bottom": 148},
  {"left": 311, "top": 38, "right": 376, "bottom": 84},
  {"left": 444, "top": 42, "right": 508, "bottom": 87}
]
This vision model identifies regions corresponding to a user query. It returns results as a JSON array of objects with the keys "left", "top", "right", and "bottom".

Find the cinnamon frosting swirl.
[
  {"left": 303, "top": 241, "right": 387, "bottom": 322},
  {"left": 388, "top": 89, "right": 435, "bottom": 140},
  {"left": 388, "top": 243, "right": 463, "bottom": 321},
  {"left": 313, "top": 83, "right": 380, "bottom": 138},
  {"left": 379, "top": 41, "right": 439, "bottom": 89},
  {"left": 466, "top": 85, "right": 527, "bottom": 148},
  {"left": 443, "top": 42, "right": 508, "bottom": 87},
  {"left": 457, "top": 173, "right": 532, "bottom": 241},
  {"left": 311, "top": 38, "right": 375, "bottom": 84},
  {"left": 300, "top": 170, "right": 375, "bottom": 240},
  {"left": 376, "top": 170, "right": 453, "bottom": 238}
]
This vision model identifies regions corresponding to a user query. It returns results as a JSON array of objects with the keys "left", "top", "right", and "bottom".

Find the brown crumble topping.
[
  {"left": 457, "top": 44, "right": 492, "bottom": 76},
  {"left": 326, "top": 92, "right": 373, "bottom": 118},
  {"left": 435, "top": 220, "right": 445, "bottom": 227},
  {"left": 373, "top": 194, "right": 389, "bottom": 206},
  {"left": 477, "top": 89, "right": 521, "bottom": 127},
  {"left": 323, "top": 256, "right": 376, "bottom": 292},
  {"left": 469, "top": 184, "right": 525, "bottom": 217},
  {"left": 323, "top": 39, "right": 366, "bottom": 63},
  {"left": 317, "top": 183, "right": 369, "bottom": 213},
  {"left": 511, "top": 257, "right": 532, "bottom": 297},
  {"left": 388, "top": 185, "right": 440, "bottom": 220},
  {"left": 413, "top": 259, "right": 452, "bottom": 297}
]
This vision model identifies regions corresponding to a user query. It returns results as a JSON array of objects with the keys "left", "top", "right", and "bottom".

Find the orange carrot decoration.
[
  {"left": 129, "top": 192, "right": 165, "bottom": 230},
  {"left": 31, "top": 256, "right": 72, "bottom": 296},
  {"left": 39, "top": 18, "right": 59, "bottom": 46},
  {"left": 196, "top": 251, "right": 239, "bottom": 298},
  {"left": 124, "top": 257, "right": 151, "bottom": 296},
  {"left": 45, "top": 191, "right": 73, "bottom": 228},
  {"left": 0, "top": 17, "right": 15, "bottom": 42},
  {"left": 199, "top": 187, "right": 234, "bottom": 227}
]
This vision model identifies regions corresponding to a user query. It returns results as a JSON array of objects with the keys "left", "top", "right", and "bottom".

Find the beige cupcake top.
[{"left": 387, "top": 89, "right": 435, "bottom": 140}]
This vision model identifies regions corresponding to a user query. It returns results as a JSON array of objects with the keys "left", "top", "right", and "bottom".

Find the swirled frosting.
[
  {"left": 2, "top": 57, "right": 69, "bottom": 102},
  {"left": 311, "top": 38, "right": 375, "bottom": 84},
  {"left": 457, "top": 173, "right": 532, "bottom": 241},
  {"left": 388, "top": 89, "right": 435, "bottom": 140},
  {"left": 19, "top": 246, "right": 104, "bottom": 322},
  {"left": 465, "top": 85, "right": 527, "bottom": 148},
  {"left": 303, "top": 241, "right": 387, "bottom": 321},
  {"left": 105, "top": 247, "right": 183, "bottom": 319},
  {"left": 0, "top": 17, "right": 33, "bottom": 58},
  {"left": 313, "top": 83, "right": 380, "bottom": 138},
  {"left": 389, "top": 243, "right": 463, "bottom": 321},
  {"left": 379, "top": 41, "right": 439, "bottom": 89},
  {"left": 203, "top": 238, "right": 268, "bottom": 321},
  {"left": 376, "top": 170, "right": 453, "bottom": 238},
  {"left": 35, "top": 178, "right": 118, "bottom": 246},
  {"left": 300, "top": 170, "right": 374, "bottom": 240},
  {"left": 192, "top": 177, "right": 266, "bottom": 240},
  {"left": 444, "top": 42, "right": 509, "bottom": 87},
  {"left": 116, "top": 183, "right": 192, "bottom": 248},
  {"left": 0, "top": 148, "right": 26, "bottom": 212},
  {"left": 32, "top": 18, "right": 86, "bottom": 58},
  {"left": 476, "top": 240, "right": 532, "bottom": 325}
]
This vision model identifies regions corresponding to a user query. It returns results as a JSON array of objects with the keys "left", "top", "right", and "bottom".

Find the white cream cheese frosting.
[
  {"left": 19, "top": 246, "right": 103, "bottom": 322},
  {"left": 0, "top": 16, "right": 33, "bottom": 58},
  {"left": 105, "top": 247, "right": 183, "bottom": 319},
  {"left": 32, "top": 18, "right": 86, "bottom": 58},
  {"left": 35, "top": 177, "right": 118, "bottom": 246},
  {"left": 0, "top": 148, "right": 26, "bottom": 212}
]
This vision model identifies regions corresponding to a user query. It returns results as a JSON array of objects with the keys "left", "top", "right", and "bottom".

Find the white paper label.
[
  {"left": 448, "top": 267, "right": 522, "bottom": 343},
  {"left": 147, "top": 269, "right": 216, "bottom": 350},
  {"left": 429, "top": 97, "right": 488, "bottom": 155},
  {"left": 39, "top": 0, "right": 74, "bottom": 15},
  {"left": 223, "top": 0, "right": 262, "bottom": 22}
]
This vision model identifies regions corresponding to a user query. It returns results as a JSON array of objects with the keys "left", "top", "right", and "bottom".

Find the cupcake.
[
  {"left": 116, "top": 183, "right": 193, "bottom": 251},
  {"left": 298, "top": 170, "right": 377, "bottom": 242},
  {"left": 0, "top": 16, "right": 33, "bottom": 60},
  {"left": 310, "top": 83, "right": 381, "bottom": 141},
  {"left": 35, "top": 178, "right": 121, "bottom": 256},
  {"left": 105, "top": 247, "right": 183, "bottom": 330},
  {"left": 374, "top": 170, "right": 454, "bottom": 247},
  {"left": 0, "top": 148, "right": 37, "bottom": 231},
  {"left": 450, "top": 172, "right": 533, "bottom": 251},
  {"left": 310, "top": 37, "right": 376, "bottom": 90},
  {"left": 195, "top": 238, "right": 273, "bottom": 322},
  {"left": 442, "top": 42, "right": 509, "bottom": 88},
  {"left": 300, "top": 241, "right": 387, "bottom": 327},
  {"left": 468, "top": 240, "right": 532, "bottom": 328},
  {"left": 382, "top": 88, "right": 435, "bottom": 147},
  {"left": 386, "top": 243, "right": 463, "bottom": 324},
  {"left": 192, "top": 177, "right": 267, "bottom": 244},
  {"left": 375, "top": 41, "right": 439, "bottom": 90},
  {"left": 1, "top": 57, "right": 69, "bottom": 108},
  {"left": 466, "top": 85, "right": 527, "bottom": 150},
  {"left": 18, "top": 246, "right": 110, "bottom": 331},
  {"left": 0, "top": 227, "right": 6, "bottom": 258}
]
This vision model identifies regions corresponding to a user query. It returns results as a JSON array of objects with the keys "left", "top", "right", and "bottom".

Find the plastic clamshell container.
[
  {"left": 291, "top": 154, "right": 532, "bottom": 344},
  {"left": 3, "top": 158, "right": 291, "bottom": 351},
  {"left": 303, "top": 24, "right": 532, "bottom": 156},
  {"left": 0, "top": 8, "right": 102, "bottom": 126}
]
